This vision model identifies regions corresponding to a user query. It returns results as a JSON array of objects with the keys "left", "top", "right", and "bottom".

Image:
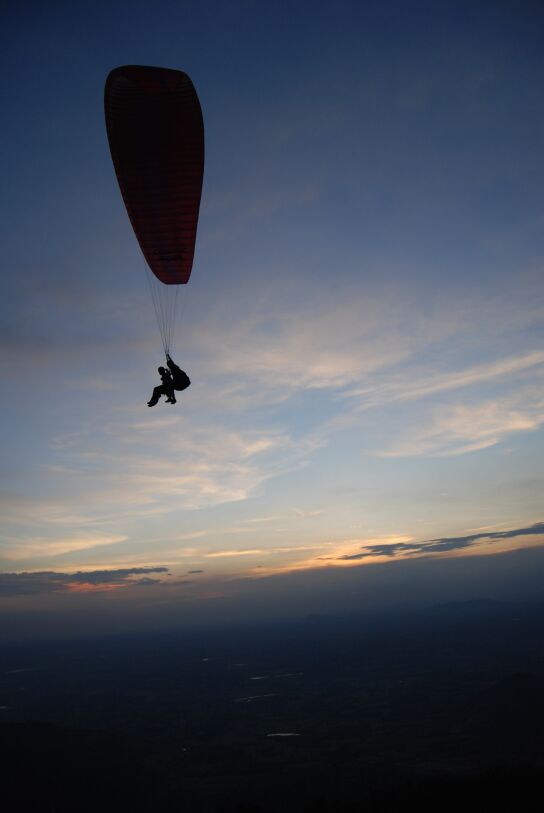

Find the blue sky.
[{"left": 1, "top": 1, "right": 543, "bottom": 636}]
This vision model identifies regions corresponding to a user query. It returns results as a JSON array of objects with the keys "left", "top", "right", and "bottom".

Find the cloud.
[
  {"left": 193, "top": 284, "right": 439, "bottom": 403},
  {"left": 1, "top": 533, "right": 128, "bottom": 560},
  {"left": 422, "top": 521, "right": 544, "bottom": 552},
  {"left": 240, "top": 516, "right": 278, "bottom": 525},
  {"left": 183, "top": 278, "right": 544, "bottom": 464},
  {"left": 336, "top": 522, "right": 544, "bottom": 561},
  {"left": 0, "top": 423, "right": 320, "bottom": 553},
  {"left": 339, "top": 542, "right": 426, "bottom": 560},
  {"left": 0, "top": 567, "right": 169, "bottom": 597},
  {"left": 343, "top": 350, "right": 544, "bottom": 409},
  {"left": 132, "top": 576, "right": 162, "bottom": 586},
  {"left": 205, "top": 549, "right": 266, "bottom": 558},
  {"left": 376, "top": 393, "right": 544, "bottom": 457}
]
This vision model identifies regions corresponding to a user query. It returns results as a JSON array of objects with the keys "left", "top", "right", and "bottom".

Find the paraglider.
[
  {"left": 147, "top": 354, "right": 191, "bottom": 407},
  {"left": 104, "top": 65, "right": 204, "bottom": 405}
]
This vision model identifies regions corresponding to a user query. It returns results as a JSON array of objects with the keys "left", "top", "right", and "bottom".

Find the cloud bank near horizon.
[
  {"left": 0, "top": 567, "right": 170, "bottom": 597},
  {"left": 336, "top": 522, "right": 544, "bottom": 560}
]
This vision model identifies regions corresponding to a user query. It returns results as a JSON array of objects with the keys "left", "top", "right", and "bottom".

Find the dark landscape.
[{"left": 2, "top": 598, "right": 544, "bottom": 811}]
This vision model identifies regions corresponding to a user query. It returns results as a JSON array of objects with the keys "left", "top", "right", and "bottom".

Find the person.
[
  {"left": 166, "top": 354, "right": 191, "bottom": 392},
  {"left": 147, "top": 366, "right": 176, "bottom": 407}
]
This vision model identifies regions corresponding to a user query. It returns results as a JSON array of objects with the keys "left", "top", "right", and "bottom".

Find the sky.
[{"left": 1, "top": 0, "right": 544, "bottom": 639}]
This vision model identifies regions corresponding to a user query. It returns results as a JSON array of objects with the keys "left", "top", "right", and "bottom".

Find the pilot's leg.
[{"left": 147, "top": 385, "right": 164, "bottom": 407}]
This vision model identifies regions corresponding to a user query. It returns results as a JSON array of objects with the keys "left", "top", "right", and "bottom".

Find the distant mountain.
[{"left": 427, "top": 598, "right": 509, "bottom": 616}]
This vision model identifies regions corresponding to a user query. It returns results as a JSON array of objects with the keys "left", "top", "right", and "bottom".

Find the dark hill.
[
  {"left": 455, "top": 672, "right": 544, "bottom": 757},
  {"left": 0, "top": 720, "right": 173, "bottom": 812}
]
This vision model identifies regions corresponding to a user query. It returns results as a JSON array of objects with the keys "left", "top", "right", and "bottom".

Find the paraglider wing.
[{"left": 104, "top": 65, "right": 204, "bottom": 286}]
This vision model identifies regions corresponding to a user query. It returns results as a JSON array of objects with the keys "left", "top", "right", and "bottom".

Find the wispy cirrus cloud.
[
  {"left": 0, "top": 533, "right": 128, "bottom": 560},
  {"left": 205, "top": 548, "right": 267, "bottom": 558},
  {"left": 193, "top": 285, "right": 449, "bottom": 402},
  {"left": 343, "top": 350, "right": 544, "bottom": 409},
  {"left": 375, "top": 391, "right": 544, "bottom": 457},
  {"left": 1, "top": 423, "right": 320, "bottom": 538},
  {"left": 186, "top": 280, "right": 544, "bottom": 464}
]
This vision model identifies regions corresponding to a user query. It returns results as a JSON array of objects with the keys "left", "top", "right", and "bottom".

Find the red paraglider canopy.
[{"left": 104, "top": 65, "right": 204, "bottom": 285}]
